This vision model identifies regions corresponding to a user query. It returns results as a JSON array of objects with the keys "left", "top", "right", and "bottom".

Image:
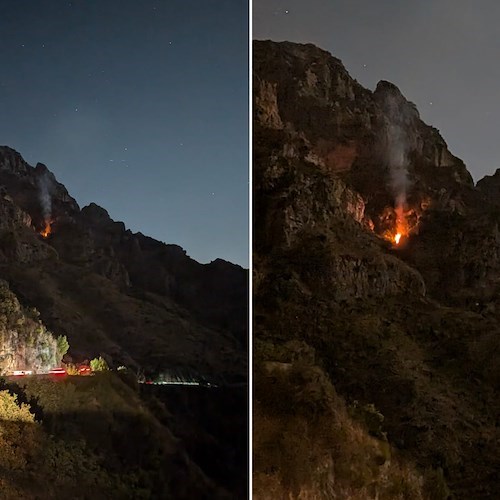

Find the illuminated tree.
[
  {"left": 56, "top": 335, "right": 69, "bottom": 358},
  {"left": 65, "top": 363, "right": 79, "bottom": 375},
  {"left": 0, "top": 390, "right": 34, "bottom": 423},
  {"left": 90, "top": 356, "right": 109, "bottom": 371}
]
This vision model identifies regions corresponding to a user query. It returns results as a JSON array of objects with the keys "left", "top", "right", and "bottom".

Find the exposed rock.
[
  {"left": 254, "top": 78, "right": 283, "bottom": 129},
  {"left": 253, "top": 41, "right": 473, "bottom": 223},
  {"left": 0, "top": 190, "right": 32, "bottom": 229},
  {"left": 0, "top": 146, "right": 79, "bottom": 232},
  {"left": 0, "top": 279, "right": 60, "bottom": 374},
  {"left": 476, "top": 167, "right": 500, "bottom": 205}
]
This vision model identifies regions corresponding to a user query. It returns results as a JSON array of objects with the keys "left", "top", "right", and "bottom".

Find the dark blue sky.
[
  {"left": 254, "top": 0, "right": 500, "bottom": 183},
  {"left": 0, "top": 0, "right": 248, "bottom": 266}
]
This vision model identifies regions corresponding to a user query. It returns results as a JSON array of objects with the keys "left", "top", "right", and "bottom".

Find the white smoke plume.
[
  {"left": 37, "top": 171, "right": 54, "bottom": 222},
  {"left": 387, "top": 122, "right": 409, "bottom": 210},
  {"left": 383, "top": 93, "right": 411, "bottom": 212}
]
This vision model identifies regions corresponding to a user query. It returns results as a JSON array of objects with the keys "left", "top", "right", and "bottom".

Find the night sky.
[
  {"left": 254, "top": 0, "right": 500, "bottom": 182},
  {"left": 0, "top": 0, "right": 248, "bottom": 266}
]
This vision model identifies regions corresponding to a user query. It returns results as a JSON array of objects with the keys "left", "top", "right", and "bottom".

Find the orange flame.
[
  {"left": 378, "top": 198, "right": 428, "bottom": 247},
  {"left": 40, "top": 220, "right": 52, "bottom": 238},
  {"left": 391, "top": 204, "right": 408, "bottom": 246},
  {"left": 377, "top": 204, "right": 411, "bottom": 246}
]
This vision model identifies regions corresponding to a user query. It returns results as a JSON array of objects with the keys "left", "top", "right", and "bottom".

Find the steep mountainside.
[
  {"left": 0, "top": 145, "right": 247, "bottom": 381},
  {"left": 254, "top": 40, "right": 499, "bottom": 499}
]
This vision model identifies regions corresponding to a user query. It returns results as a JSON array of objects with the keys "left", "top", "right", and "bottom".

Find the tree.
[
  {"left": 0, "top": 390, "right": 34, "bottom": 423},
  {"left": 56, "top": 335, "right": 69, "bottom": 358},
  {"left": 90, "top": 356, "right": 109, "bottom": 372}
]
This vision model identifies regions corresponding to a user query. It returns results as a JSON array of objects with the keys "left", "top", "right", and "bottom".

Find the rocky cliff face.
[
  {"left": 254, "top": 40, "right": 500, "bottom": 306},
  {"left": 0, "top": 280, "right": 60, "bottom": 374},
  {"left": 254, "top": 40, "right": 500, "bottom": 499},
  {"left": 477, "top": 167, "right": 500, "bottom": 205},
  {"left": 0, "top": 145, "right": 247, "bottom": 381}
]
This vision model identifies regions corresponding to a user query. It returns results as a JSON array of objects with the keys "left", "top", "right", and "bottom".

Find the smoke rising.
[
  {"left": 37, "top": 171, "right": 54, "bottom": 222},
  {"left": 384, "top": 94, "right": 411, "bottom": 211},
  {"left": 387, "top": 123, "right": 409, "bottom": 207}
]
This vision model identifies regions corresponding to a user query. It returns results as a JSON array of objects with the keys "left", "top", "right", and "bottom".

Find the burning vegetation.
[
  {"left": 392, "top": 204, "right": 410, "bottom": 246},
  {"left": 40, "top": 220, "right": 52, "bottom": 238},
  {"left": 376, "top": 202, "right": 422, "bottom": 247}
]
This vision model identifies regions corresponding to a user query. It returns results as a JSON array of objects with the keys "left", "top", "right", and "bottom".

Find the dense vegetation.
[{"left": 0, "top": 373, "right": 233, "bottom": 499}]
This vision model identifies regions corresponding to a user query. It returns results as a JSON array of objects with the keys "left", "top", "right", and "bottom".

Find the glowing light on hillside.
[
  {"left": 378, "top": 202, "right": 422, "bottom": 248},
  {"left": 40, "top": 220, "right": 52, "bottom": 238}
]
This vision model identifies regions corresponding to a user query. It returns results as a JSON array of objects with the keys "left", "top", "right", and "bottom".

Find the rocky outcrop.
[
  {"left": 0, "top": 146, "right": 30, "bottom": 175},
  {"left": 326, "top": 253, "right": 426, "bottom": 300},
  {"left": 476, "top": 167, "right": 500, "bottom": 205},
  {"left": 0, "top": 280, "right": 60, "bottom": 374},
  {"left": 255, "top": 153, "right": 366, "bottom": 248},
  {"left": 0, "top": 192, "right": 56, "bottom": 264},
  {"left": 0, "top": 189, "right": 31, "bottom": 230},
  {"left": 254, "top": 79, "right": 283, "bottom": 129},
  {"left": 0, "top": 147, "right": 79, "bottom": 232},
  {"left": 254, "top": 41, "right": 473, "bottom": 224},
  {"left": 253, "top": 42, "right": 432, "bottom": 301},
  {"left": 254, "top": 40, "right": 500, "bottom": 306}
]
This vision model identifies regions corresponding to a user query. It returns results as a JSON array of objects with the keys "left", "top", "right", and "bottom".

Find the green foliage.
[
  {"left": 0, "top": 382, "right": 129, "bottom": 498},
  {"left": 0, "top": 390, "right": 35, "bottom": 423},
  {"left": 65, "top": 363, "right": 79, "bottom": 376},
  {"left": 90, "top": 356, "right": 109, "bottom": 372},
  {"left": 56, "top": 335, "right": 70, "bottom": 358},
  {"left": 0, "top": 391, "right": 39, "bottom": 479}
]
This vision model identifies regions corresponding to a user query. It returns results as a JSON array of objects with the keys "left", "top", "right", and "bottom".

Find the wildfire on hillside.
[
  {"left": 392, "top": 204, "right": 408, "bottom": 246},
  {"left": 378, "top": 203, "right": 422, "bottom": 248},
  {"left": 40, "top": 220, "right": 52, "bottom": 238}
]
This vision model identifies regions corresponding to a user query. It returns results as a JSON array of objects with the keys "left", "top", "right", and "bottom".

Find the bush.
[
  {"left": 90, "top": 357, "right": 109, "bottom": 372},
  {"left": 64, "top": 363, "right": 79, "bottom": 376},
  {"left": 0, "top": 390, "right": 35, "bottom": 423}
]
